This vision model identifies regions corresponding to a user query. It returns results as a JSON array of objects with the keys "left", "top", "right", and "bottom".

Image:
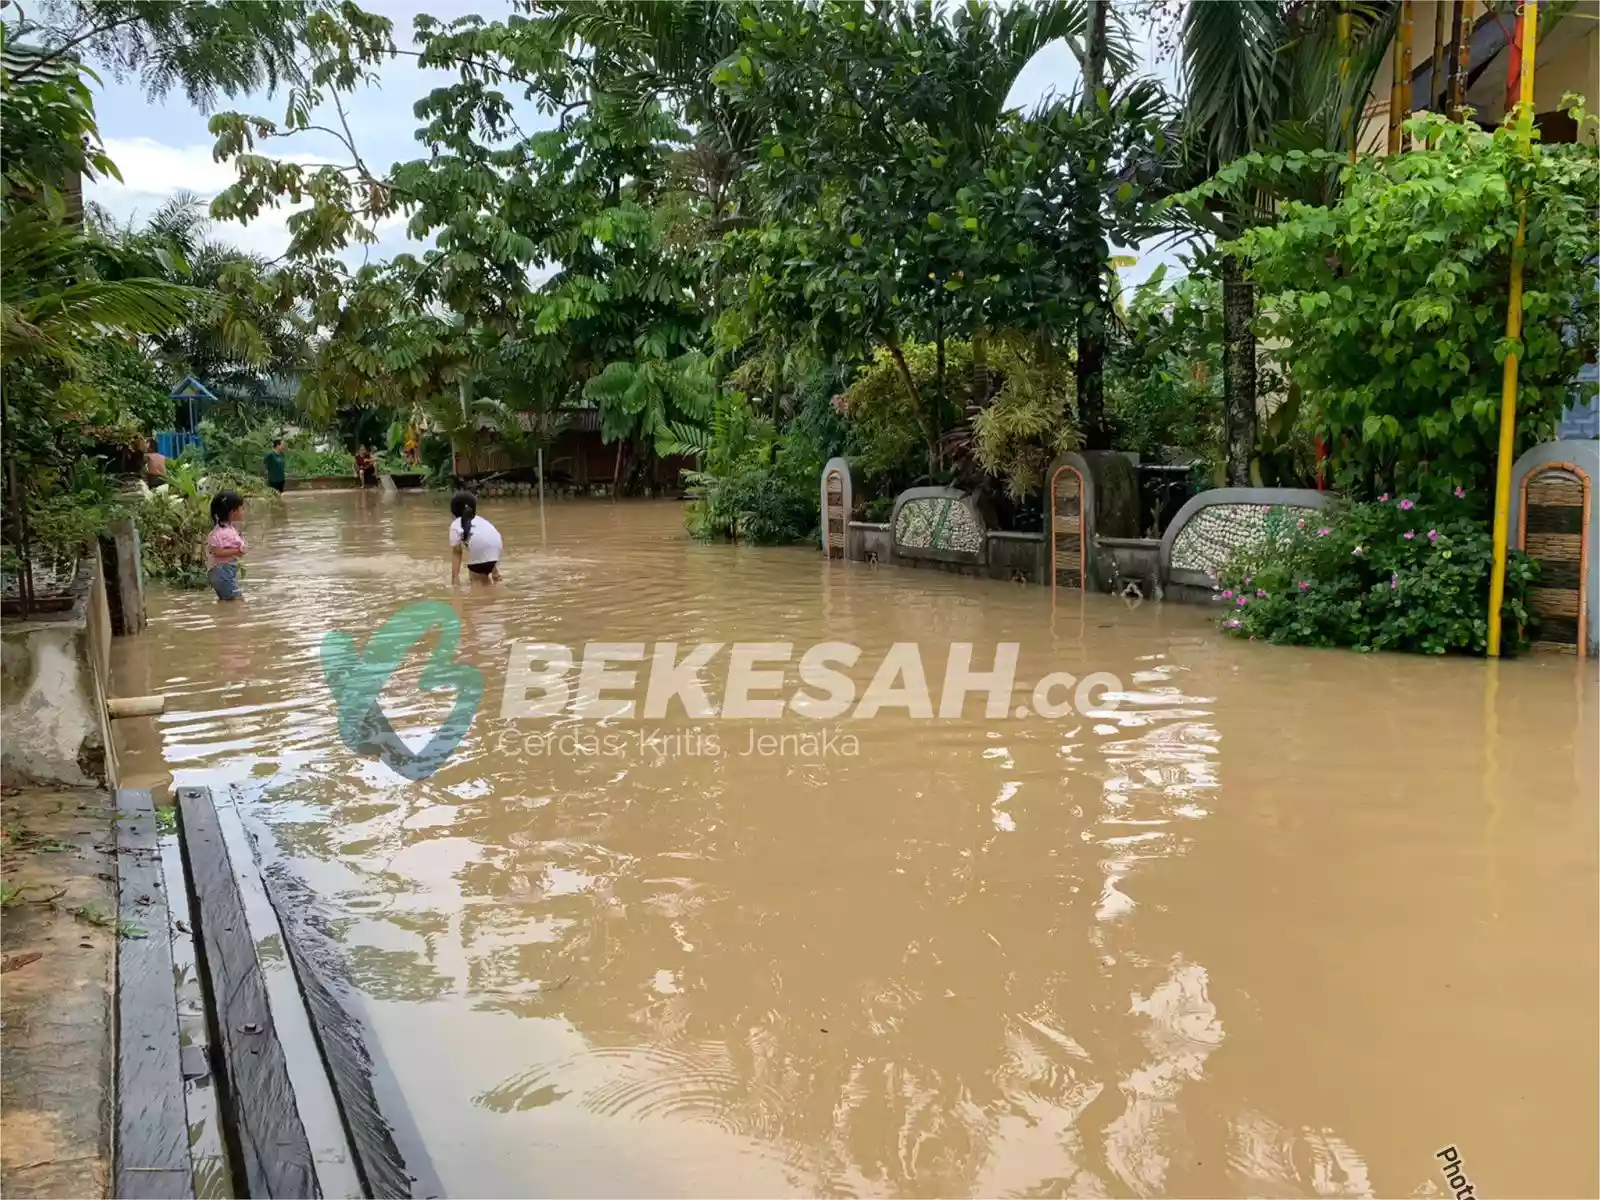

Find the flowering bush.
[{"left": 1214, "top": 497, "right": 1537, "bottom": 655}]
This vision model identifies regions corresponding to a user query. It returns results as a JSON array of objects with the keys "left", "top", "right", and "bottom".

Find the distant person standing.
[
  {"left": 354, "top": 445, "right": 377, "bottom": 488},
  {"left": 264, "top": 438, "right": 287, "bottom": 494},
  {"left": 143, "top": 437, "right": 167, "bottom": 486}
]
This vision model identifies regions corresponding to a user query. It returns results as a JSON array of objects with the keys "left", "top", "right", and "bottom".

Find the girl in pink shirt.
[{"left": 206, "top": 491, "right": 245, "bottom": 600}]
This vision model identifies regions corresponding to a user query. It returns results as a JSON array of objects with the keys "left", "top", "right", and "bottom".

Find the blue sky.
[{"left": 85, "top": 0, "right": 1185, "bottom": 283}]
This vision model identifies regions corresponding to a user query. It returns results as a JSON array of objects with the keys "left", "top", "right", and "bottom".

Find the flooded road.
[{"left": 112, "top": 491, "right": 1598, "bottom": 1198}]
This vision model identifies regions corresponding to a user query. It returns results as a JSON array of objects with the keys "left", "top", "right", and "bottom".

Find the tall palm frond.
[
  {"left": 1182, "top": 0, "right": 1293, "bottom": 168},
  {"left": 1, "top": 210, "right": 202, "bottom": 369}
]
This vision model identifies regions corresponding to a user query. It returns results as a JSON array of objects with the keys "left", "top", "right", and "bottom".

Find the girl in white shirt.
[{"left": 449, "top": 491, "right": 504, "bottom": 585}]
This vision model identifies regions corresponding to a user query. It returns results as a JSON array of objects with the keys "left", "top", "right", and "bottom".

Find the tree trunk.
[
  {"left": 1083, "top": 0, "right": 1106, "bottom": 98},
  {"left": 967, "top": 326, "right": 989, "bottom": 421},
  {"left": 1075, "top": 0, "right": 1110, "bottom": 450},
  {"left": 1220, "top": 254, "right": 1257, "bottom": 487},
  {"left": 1447, "top": 0, "right": 1468, "bottom": 120},
  {"left": 612, "top": 439, "right": 624, "bottom": 499},
  {"left": 1339, "top": 2, "right": 1355, "bottom": 158},
  {"left": 884, "top": 332, "right": 938, "bottom": 475},
  {"left": 1388, "top": 1, "right": 1413, "bottom": 153},
  {"left": 1076, "top": 317, "right": 1108, "bottom": 450}
]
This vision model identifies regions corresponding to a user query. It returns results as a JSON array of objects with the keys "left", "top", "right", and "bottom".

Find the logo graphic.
[{"left": 321, "top": 601, "right": 484, "bottom": 781}]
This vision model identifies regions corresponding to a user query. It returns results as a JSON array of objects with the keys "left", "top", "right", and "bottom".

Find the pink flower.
[
  {"left": 1296, "top": 518, "right": 1306, "bottom": 528},
  {"left": 1317, "top": 527, "right": 1331, "bottom": 537},
  {"left": 1454, "top": 486, "right": 1466, "bottom": 499},
  {"left": 1244, "top": 575, "right": 1253, "bottom": 585},
  {"left": 1223, "top": 618, "right": 1241, "bottom": 629},
  {"left": 1236, "top": 595, "right": 1249, "bottom": 606},
  {"left": 1298, "top": 579, "right": 1310, "bottom": 592},
  {"left": 1221, "top": 589, "right": 1235, "bottom": 599},
  {"left": 1378, "top": 494, "right": 1390, "bottom": 503},
  {"left": 1403, "top": 530, "right": 1415, "bottom": 540},
  {"left": 1427, "top": 529, "right": 1439, "bottom": 542},
  {"left": 1390, "top": 573, "right": 1399, "bottom": 590},
  {"left": 1256, "top": 588, "right": 1268, "bottom": 598},
  {"left": 1399, "top": 498, "right": 1415, "bottom": 511}
]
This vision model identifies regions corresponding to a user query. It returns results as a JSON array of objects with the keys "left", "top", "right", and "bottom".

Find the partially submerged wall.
[
  {"left": 1, "top": 557, "right": 117, "bottom": 789},
  {"left": 1509, "top": 439, "right": 1598, "bottom": 657},
  {"left": 1159, "top": 488, "right": 1331, "bottom": 603}
]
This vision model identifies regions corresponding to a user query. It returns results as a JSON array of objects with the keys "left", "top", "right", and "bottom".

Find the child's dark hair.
[
  {"left": 210, "top": 490, "right": 244, "bottom": 527},
  {"left": 450, "top": 490, "right": 477, "bottom": 543}
]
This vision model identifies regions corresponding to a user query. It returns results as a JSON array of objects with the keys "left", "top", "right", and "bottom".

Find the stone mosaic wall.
[
  {"left": 1169, "top": 503, "right": 1319, "bottom": 581},
  {"left": 893, "top": 495, "right": 983, "bottom": 559}
]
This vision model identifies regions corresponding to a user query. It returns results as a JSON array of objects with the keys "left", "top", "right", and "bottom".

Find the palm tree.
[
  {"left": 1177, "top": 0, "right": 1397, "bottom": 484},
  {"left": 1, "top": 208, "right": 198, "bottom": 371},
  {"left": 90, "top": 192, "right": 309, "bottom": 406}
]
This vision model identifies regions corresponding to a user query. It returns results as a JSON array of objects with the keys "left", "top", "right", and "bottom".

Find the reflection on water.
[{"left": 112, "top": 492, "right": 1599, "bottom": 1198}]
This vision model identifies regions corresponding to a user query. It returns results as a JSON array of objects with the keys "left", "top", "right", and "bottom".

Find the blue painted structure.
[
  {"left": 154, "top": 431, "right": 203, "bottom": 459},
  {"left": 154, "top": 376, "right": 217, "bottom": 460}
]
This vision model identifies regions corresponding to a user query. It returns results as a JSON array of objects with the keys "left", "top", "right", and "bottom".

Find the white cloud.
[{"left": 87, "top": 137, "right": 415, "bottom": 264}]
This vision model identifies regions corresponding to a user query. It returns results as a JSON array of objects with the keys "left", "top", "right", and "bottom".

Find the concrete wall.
[
  {"left": 1097, "top": 537, "right": 1163, "bottom": 599},
  {"left": 1, "top": 558, "right": 117, "bottom": 789},
  {"left": 847, "top": 522, "right": 892, "bottom": 563},
  {"left": 843, "top": 521, "right": 1046, "bottom": 583},
  {"left": 986, "top": 532, "right": 1047, "bottom": 582},
  {"left": 284, "top": 475, "right": 362, "bottom": 491}
]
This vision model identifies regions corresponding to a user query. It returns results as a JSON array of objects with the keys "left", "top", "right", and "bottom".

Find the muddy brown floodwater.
[{"left": 111, "top": 491, "right": 1598, "bottom": 1199}]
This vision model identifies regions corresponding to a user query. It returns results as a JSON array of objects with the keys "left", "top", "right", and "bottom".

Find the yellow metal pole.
[{"left": 1487, "top": 0, "right": 1539, "bottom": 658}]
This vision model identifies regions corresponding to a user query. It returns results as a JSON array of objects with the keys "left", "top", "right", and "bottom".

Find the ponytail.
[
  {"left": 450, "top": 490, "right": 477, "bottom": 544},
  {"left": 210, "top": 490, "right": 243, "bottom": 528}
]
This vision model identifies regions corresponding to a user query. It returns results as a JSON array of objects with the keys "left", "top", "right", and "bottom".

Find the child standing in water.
[
  {"left": 449, "top": 491, "right": 503, "bottom": 585},
  {"left": 206, "top": 490, "right": 246, "bottom": 601}
]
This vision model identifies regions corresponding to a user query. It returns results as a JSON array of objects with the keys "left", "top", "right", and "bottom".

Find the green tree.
[
  {"left": 1174, "top": 0, "right": 1396, "bottom": 483},
  {"left": 718, "top": 0, "right": 1166, "bottom": 478},
  {"left": 13, "top": 1, "right": 386, "bottom": 109},
  {"left": 87, "top": 192, "right": 309, "bottom": 406},
  {"left": 1234, "top": 107, "right": 1599, "bottom": 500}
]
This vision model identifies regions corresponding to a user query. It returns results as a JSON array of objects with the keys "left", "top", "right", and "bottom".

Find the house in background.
[
  {"left": 1359, "top": 1, "right": 1600, "bottom": 151},
  {"left": 1358, "top": 2, "right": 1598, "bottom": 436},
  {"left": 451, "top": 408, "right": 692, "bottom": 493}
]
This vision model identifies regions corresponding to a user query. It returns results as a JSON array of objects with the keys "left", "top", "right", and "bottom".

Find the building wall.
[
  {"left": 1359, "top": 2, "right": 1600, "bottom": 151},
  {"left": 455, "top": 430, "right": 692, "bottom": 490}
]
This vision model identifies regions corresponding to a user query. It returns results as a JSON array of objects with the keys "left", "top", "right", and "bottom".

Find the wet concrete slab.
[{"left": 1, "top": 788, "right": 116, "bottom": 1198}]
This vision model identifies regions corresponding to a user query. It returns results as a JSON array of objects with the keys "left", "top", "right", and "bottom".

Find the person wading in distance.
[{"left": 449, "top": 490, "right": 503, "bottom": 585}]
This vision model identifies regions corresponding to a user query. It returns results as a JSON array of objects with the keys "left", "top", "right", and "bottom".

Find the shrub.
[
  {"left": 971, "top": 337, "right": 1079, "bottom": 501},
  {"left": 680, "top": 393, "right": 819, "bottom": 545},
  {"left": 136, "top": 461, "right": 280, "bottom": 587},
  {"left": 1235, "top": 106, "right": 1600, "bottom": 501},
  {"left": 134, "top": 491, "right": 210, "bottom": 587},
  {"left": 690, "top": 461, "right": 817, "bottom": 544},
  {"left": 1213, "top": 495, "right": 1537, "bottom": 655},
  {"left": 197, "top": 417, "right": 355, "bottom": 478}
]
